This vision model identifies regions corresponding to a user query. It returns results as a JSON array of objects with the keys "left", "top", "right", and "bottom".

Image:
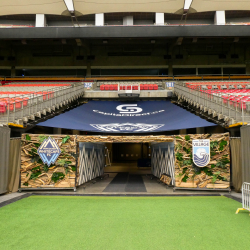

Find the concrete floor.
[{"left": 75, "top": 173, "right": 231, "bottom": 195}]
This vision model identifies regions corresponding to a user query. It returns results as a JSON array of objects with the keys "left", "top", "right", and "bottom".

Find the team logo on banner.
[
  {"left": 37, "top": 137, "right": 61, "bottom": 166},
  {"left": 192, "top": 139, "right": 210, "bottom": 167},
  {"left": 90, "top": 123, "right": 164, "bottom": 132},
  {"left": 84, "top": 82, "right": 93, "bottom": 89},
  {"left": 116, "top": 104, "right": 143, "bottom": 114}
]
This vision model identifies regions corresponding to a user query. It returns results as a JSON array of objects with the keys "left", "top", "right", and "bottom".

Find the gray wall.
[
  {"left": 241, "top": 126, "right": 250, "bottom": 183},
  {"left": 0, "top": 127, "right": 11, "bottom": 194}
]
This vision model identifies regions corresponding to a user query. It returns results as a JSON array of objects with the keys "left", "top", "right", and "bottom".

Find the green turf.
[{"left": 0, "top": 196, "right": 249, "bottom": 250}]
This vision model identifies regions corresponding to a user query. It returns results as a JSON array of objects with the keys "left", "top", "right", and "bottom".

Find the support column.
[
  {"left": 53, "top": 128, "right": 62, "bottom": 134},
  {"left": 95, "top": 13, "right": 104, "bottom": 26},
  {"left": 196, "top": 127, "right": 205, "bottom": 134},
  {"left": 246, "top": 65, "right": 250, "bottom": 75},
  {"left": 86, "top": 62, "right": 91, "bottom": 77},
  {"left": 214, "top": 11, "right": 225, "bottom": 25},
  {"left": 11, "top": 66, "right": 15, "bottom": 77},
  {"left": 123, "top": 16, "right": 133, "bottom": 26},
  {"left": 155, "top": 13, "right": 164, "bottom": 25},
  {"left": 246, "top": 47, "right": 250, "bottom": 74},
  {"left": 168, "top": 64, "right": 173, "bottom": 76},
  {"left": 35, "top": 14, "right": 47, "bottom": 27}
]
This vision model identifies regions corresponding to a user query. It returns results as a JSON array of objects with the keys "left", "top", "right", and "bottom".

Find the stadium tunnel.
[{"left": 25, "top": 99, "right": 226, "bottom": 193}]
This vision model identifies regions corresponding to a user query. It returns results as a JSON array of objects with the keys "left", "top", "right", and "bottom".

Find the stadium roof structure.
[
  {"left": 74, "top": 0, "right": 185, "bottom": 15},
  {"left": 0, "top": 0, "right": 185, "bottom": 16},
  {"left": 0, "top": 0, "right": 69, "bottom": 16},
  {"left": 191, "top": 0, "right": 250, "bottom": 12}
]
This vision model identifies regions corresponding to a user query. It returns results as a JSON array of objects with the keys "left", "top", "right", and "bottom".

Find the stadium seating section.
[
  {"left": 99, "top": 81, "right": 160, "bottom": 91},
  {"left": 0, "top": 82, "right": 72, "bottom": 114},
  {"left": 186, "top": 81, "right": 250, "bottom": 110}
]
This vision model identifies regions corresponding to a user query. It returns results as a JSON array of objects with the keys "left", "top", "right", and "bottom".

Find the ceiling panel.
[
  {"left": 0, "top": 0, "right": 68, "bottom": 16},
  {"left": 191, "top": 0, "right": 250, "bottom": 12},
  {"left": 74, "top": 0, "right": 185, "bottom": 15}
]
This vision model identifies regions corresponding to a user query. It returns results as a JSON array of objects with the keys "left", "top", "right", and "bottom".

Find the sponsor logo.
[
  {"left": 93, "top": 104, "right": 164, "bottom": 117},
  {"left": 116, "top": 104, "right": 142, "bottom": 114},
  {"left": 84, "top": 82, "right": 93, "bottom": 89},
  {"left": 192, "top": 139, "right": 210, "bottom": 167},
  {"left": 90, "top": 123, "right": 164, "bottom": 132},
  {"left": 37, "top": 137, "right": 61, "bottom": 166},
  {"left": 166, "top": 82, "right": 175, "bottom": 88}
]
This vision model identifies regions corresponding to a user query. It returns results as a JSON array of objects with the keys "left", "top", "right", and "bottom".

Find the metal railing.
[
  {"left": 174, "top": 82, "right": 250, "bottom": 125},
  {"left": 0, "top": 83, "right": 85, "bottom": 125},
  {"left": 236, "top": 182, "right": 250, "bottom": 214}
]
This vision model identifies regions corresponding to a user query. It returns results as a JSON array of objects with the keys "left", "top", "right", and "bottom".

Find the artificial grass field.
[{"left": 0, "top": 196, "right": 249, "bottom": 250}]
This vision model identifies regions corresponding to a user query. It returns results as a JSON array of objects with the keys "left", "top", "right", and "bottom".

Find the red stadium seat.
[
  {"left": 143, "top": 84, "right": 149, "bottom": 90},
  {"left": 153, "top": 84, "right": 158, "bottom": 90},
  {"left": 0, "top": 102, "right": 6, "bottom": 113},
  {"left": 100, "top": 85, "right": 105, "bottom": 91}
]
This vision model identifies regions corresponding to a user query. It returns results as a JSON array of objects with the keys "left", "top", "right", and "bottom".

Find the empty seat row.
[
  {"left": 100, "top": 84, "right": 158, "bottom": 91},
  {"left": 0, "top": 97, "right": 30, "bottom": 113},
  {"left": 2, "top": 84, "right": 71, "bottom": 87}
]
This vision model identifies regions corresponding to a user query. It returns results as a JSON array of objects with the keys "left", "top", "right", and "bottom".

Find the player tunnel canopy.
[{"left": 37, "top": 101, "right": 216, "bottom": 133}]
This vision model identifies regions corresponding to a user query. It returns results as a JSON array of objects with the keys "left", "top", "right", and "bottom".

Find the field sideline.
[{"left": 0, "top": 196, "right": 249, "bottom": 250}]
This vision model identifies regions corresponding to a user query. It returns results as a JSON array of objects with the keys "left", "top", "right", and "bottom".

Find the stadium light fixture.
[
  {"left": 184, "top": 0, "right": 192, "bottom": 10},
  {"left": 64, "top": 0, "right": 75, "bottom": 13}
]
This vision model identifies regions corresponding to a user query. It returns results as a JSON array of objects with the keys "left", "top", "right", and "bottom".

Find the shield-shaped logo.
[
  {"left": 90, "top": 123, "right": 164, "bottom": 132},
  {"left": 37, "top": 137, "right": 61, "bottom": 166},
  {"left": 192, "top": 139, "right": 210, "bottom": 167},
  {"left": 84, "top": 82, "right": 93, "bottom": 89}
]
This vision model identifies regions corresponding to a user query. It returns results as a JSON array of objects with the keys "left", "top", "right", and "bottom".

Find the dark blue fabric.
[{"left": 37, "top": 101, "right": 215, "bottom": 133}]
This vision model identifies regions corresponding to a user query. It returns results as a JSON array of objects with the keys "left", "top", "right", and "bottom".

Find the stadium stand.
[
  {"left": 0, "top": 81, "right": 84, "bottom": 125},
  {"left": 99, "top": 81, "right": 160, "bottom": 91},
  {"left": 0, "top": 0, "right": 250, "bottom": 131}
]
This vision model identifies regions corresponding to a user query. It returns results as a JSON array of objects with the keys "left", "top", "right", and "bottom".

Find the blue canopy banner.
[{"left": 38, "top": 101, "right": 216, "bottom": 133}]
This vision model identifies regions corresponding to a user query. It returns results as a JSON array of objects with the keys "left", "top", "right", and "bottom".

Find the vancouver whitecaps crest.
[
  {"left": 37, "top": 137, "right": 61, "bottom": 166},
  {"left": 90, "top": 123, "right": 164, "bottom": 132}
]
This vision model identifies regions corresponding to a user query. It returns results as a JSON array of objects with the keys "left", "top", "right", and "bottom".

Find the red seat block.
[
  {"left": 100, "top": 85, "right": 105, "bottom": 91},
  {"left": 149, "top": 84, "right": 154, "bottom": 90},
  {"left": 144, "top": 84, "right": 149, "bottom": 90},
  {"left": 104, "top": 85, "right": 110, "bottom": 91},
  {"left": 153, "top": 84, "right": 158, "bottom": 90},
  {"left": 0, "top": 102, "right": 6, "bottom": 113}
]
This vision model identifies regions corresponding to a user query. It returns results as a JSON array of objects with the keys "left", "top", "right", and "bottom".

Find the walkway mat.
[
  {"left": 103, "top": 173, "right": 147, "bottom": 192},
  {"left": 125, "top": 174, "right": 147, "bottom": 192},
  {"left": 103, "top": 172, "right": 128, "bottom": 192}
]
